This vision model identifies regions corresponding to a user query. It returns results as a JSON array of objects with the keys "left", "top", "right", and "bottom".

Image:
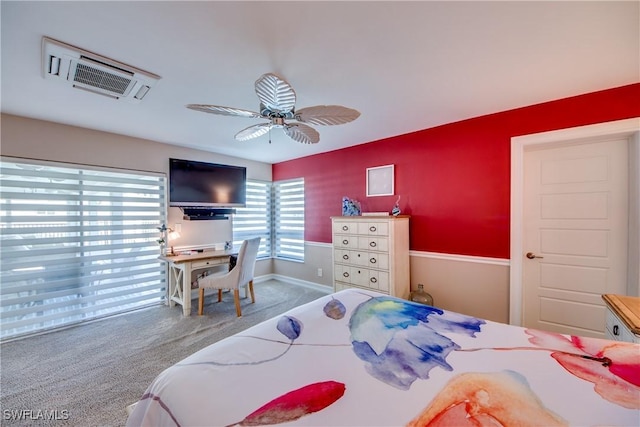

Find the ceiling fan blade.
[
  {"left": 235, "top": 123, "right": 272, "bottom": 141},
  {"left": 254, "top": 73, "right": 296, "bottom": 114},
  {"left": 295, "top": 105, "right": 361, "bottom": 125},
  {"left": 284, "top": 123, "right": 320, "bottom": 144},
  {"left": 186, "top": 104, "right": 262, "bottom": 118}
]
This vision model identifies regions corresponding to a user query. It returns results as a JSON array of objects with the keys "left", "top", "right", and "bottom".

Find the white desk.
[{"left": 160, "top": 250, "right": 234, "bottom": 316}]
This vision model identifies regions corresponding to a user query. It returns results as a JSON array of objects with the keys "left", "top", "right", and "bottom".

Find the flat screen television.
[{"left": 169, "top": 158, "right": 246, "bottom": 208}]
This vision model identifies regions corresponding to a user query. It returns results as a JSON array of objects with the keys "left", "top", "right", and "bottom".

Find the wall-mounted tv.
[{"left": 169, "top": 158, "right": 246, "bottom": 208}]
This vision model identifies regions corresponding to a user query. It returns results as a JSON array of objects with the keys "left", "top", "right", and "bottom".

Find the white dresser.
[
  {"left": 331, "top": 215, "right": 410, "bottom": 299},
  {"left": 602, "top": 294, "right": 640, "bottom": 343}
]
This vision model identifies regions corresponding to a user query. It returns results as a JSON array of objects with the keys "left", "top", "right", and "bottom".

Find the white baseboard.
[
  {"left": 255, "top": 273, "right": 332, "bottom": 294},
  {"left": 304, "top": 241, "right": 332, "bottom": 248}
]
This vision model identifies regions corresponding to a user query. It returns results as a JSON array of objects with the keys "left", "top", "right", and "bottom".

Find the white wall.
[
  {"left": 274, "top": 243, "right": 511, "bottom": 323},
  {"left": 1, "top": 113, "right": 272, "bottom": 250},
  {"left": 2, "top": 113, "right": 512, "bottom": 319}
]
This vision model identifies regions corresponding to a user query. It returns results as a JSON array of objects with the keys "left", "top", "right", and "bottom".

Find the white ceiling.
[{"left": 2, "top": 1, "right": 638, "bottom": 164}]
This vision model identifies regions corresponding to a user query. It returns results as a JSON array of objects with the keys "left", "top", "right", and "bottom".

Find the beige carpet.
[{"left": 0, "top": 280, "right": 329, "bottom": 427}]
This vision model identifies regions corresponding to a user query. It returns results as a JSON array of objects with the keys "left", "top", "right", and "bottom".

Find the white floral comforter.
[{"left": 126, "top": 289, "right": 640, "bottom": 426}]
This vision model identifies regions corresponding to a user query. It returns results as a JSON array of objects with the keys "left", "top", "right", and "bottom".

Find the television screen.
[{"left": 169, "top": 158, "right": 246, "bottom": 207}]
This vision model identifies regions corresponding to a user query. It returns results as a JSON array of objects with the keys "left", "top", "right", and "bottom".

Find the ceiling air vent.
[{"left": 42, "top": 37, "right": 160, "bottom": 103}]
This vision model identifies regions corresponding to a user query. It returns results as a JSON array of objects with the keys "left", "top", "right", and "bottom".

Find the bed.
[{"left": 126, "top": 289, "right": 640, "bottom": 426}]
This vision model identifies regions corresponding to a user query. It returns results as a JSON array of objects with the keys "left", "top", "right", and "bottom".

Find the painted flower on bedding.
[
  {"left": 277, "top": 316, "right": 302, "bottom": 340},
  {"left": 349, "top": 296, "right": 485, "bottom": 390},
  {"left": 406, "top": 370, "right": 567, "bottom": 426},
  {"left": 323, "top": 298, "right": 346, "bottom": 320},
  {"left": 231, "top": 381, "right": 346, "bottom": 426},
  {"left": 527, "top": 329, "right": 640, "bottom": 409}
]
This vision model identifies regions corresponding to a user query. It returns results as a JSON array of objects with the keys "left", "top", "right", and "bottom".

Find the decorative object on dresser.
[
  {"left": 602, "top": 294, "right": 640, "bottom": 343},
  {"left": 391, "top": 195, "right": 401, "bottom": 216},
  {"left": 331, "top": 215, "right": 410, "bottom": 299},
  {"left": 341, "top": 196, "right": 361, "bottom": 216}
]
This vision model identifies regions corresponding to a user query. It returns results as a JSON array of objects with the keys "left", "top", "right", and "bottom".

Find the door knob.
[{"left": 526, "top": 252, "right": 544, "bottom": 259}]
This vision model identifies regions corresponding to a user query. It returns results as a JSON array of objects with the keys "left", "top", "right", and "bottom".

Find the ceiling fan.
[{"left": 186, "top": 73, "right": 360, "bottom": 145}]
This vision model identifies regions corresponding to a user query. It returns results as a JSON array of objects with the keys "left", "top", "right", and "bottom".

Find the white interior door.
[{"left": 522, "top": 138, "right": 628, "bottom": 338}]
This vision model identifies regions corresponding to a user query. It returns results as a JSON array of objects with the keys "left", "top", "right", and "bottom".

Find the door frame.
[{"left": 509, "top": 117, "right": 640, "bottom": 326}]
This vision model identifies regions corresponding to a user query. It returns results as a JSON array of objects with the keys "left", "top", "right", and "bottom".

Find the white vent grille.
[
  {"left": 75, "top": 61, "right": 132, "bottom": 94},
  {"left": 42, "top": 37, "right": 160, "bottom": 103}
]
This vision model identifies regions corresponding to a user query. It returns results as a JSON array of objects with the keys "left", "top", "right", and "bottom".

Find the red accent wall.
[{"left": 273, "top": 83, "right": 640, "bottom": 259}]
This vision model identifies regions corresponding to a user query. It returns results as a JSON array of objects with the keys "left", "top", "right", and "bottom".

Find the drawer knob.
[
  {"left": 370, "top": 277, "right": 377, "bottom": 283},
  {"left": 342, "top": 254, "right": 349, "bottom": 260},
  {"left": 613, "top": 325, "right": 619, "bottom": 336},
  {"left": 369, "top": 226, "right": 376, "bottom": 232},
  {"left": 370, "top": 258, "right": 376, "bottom": 264},
  {"left": 343, "top": 272, "right": 349, "bottom": 278},
  {"left": 342, "top": 225, "right": 348, "bottom": 231},
  {"left": 343, "top": 239, "right": 349, "bottom": 245},
  {"left": 369, "top": 241, "right": 377, "bottom": 248}
]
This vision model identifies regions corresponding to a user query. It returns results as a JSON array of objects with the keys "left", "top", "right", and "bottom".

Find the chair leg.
[
  {"left": 249, "top": 280, "right": 255, "bottom": 303},
  {"left": 218, "top": 289, "right": 222, "bottom": 302},
  {"left": 233, "top": 289, "right": 241, "bottom": 317},
  {"left": 198, "top": 288, "right": 205, "bottom": 315}
]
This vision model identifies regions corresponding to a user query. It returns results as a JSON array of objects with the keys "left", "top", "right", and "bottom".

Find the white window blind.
[
  {"left": 273, "top": 178, "right": 304, "bottom": 261},
  {"left": 0, "top": 159, "right": 166, "bottom": 341},
  {"left": 232, "top": 180, "right": 271, "bottom": 258}
]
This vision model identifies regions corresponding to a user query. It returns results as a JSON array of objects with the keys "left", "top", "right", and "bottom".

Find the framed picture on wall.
[{"left": 366, "top": 164, "right": 394, "bottom": 197}]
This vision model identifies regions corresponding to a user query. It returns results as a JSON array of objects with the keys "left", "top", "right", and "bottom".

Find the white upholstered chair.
[{"left": 197, "top": 237, "right": 260, "bottom": 317}]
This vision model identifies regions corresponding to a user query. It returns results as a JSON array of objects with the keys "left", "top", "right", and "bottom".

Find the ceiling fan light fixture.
[{"left": 187, "top": 73, "right": 359, "bottom": 144}]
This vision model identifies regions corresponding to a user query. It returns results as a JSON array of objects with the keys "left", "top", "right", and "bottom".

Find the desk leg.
[
  {"left": 164, "top": 263, "right": 173, "bottom": 307},
  {"left": 181, "top": 263, "right": 192, "bottom": 316},
  {"left": 167, "top": 263, "right": 184, "bottom": 309}
]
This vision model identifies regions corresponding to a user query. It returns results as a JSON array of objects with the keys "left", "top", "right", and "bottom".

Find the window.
[
  {"left": 232, "top": 178, "right": 305, "bottom": 262},
  {"left": 0, "top": 158, "right": 166, "bottom": 340},
  {"left": 232, "top": 180, "right": 271, "bottom": 258},
  {"left": 273, "top": 178, "right": 304, "bottom": 261}
]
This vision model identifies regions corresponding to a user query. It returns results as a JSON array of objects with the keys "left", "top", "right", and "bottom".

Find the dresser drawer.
[
  {"left": 369, "top": 270, "right": 389, "bottom": 292},
  {"left": 605, "top": 308, "right": 618, "bottom": 339},
  {"left": 357, "top": 236, "right": 388, "bottom": 252},
  {"left": 334, "top": 249, "right": 350, "bottom": 263},
  {"left": 335, "top": 249, "right": 389, "bottom": 270},
  {"left": 331, "top": 216, "right": 409, "bottom": 299},
  {"left": 334, "top": 235, "right": 358, "bottom": 249},
  {"left": 357, "top": 222, "right": 389, "bottom": 236},
  {"left": 336, "top": 265, "right": 370, "bottom": 287},
  {"left": 361, "top": 252, "right": 388, "bottom": 269},
  {"left": 333, "top": 221, "right": 356, "bottom": 235},
  {"left": 605, "top": 306, "right": 640, "bottom": 343},
  {"left": 334, "top": 267, "right": 389, "bottom": 293}
]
